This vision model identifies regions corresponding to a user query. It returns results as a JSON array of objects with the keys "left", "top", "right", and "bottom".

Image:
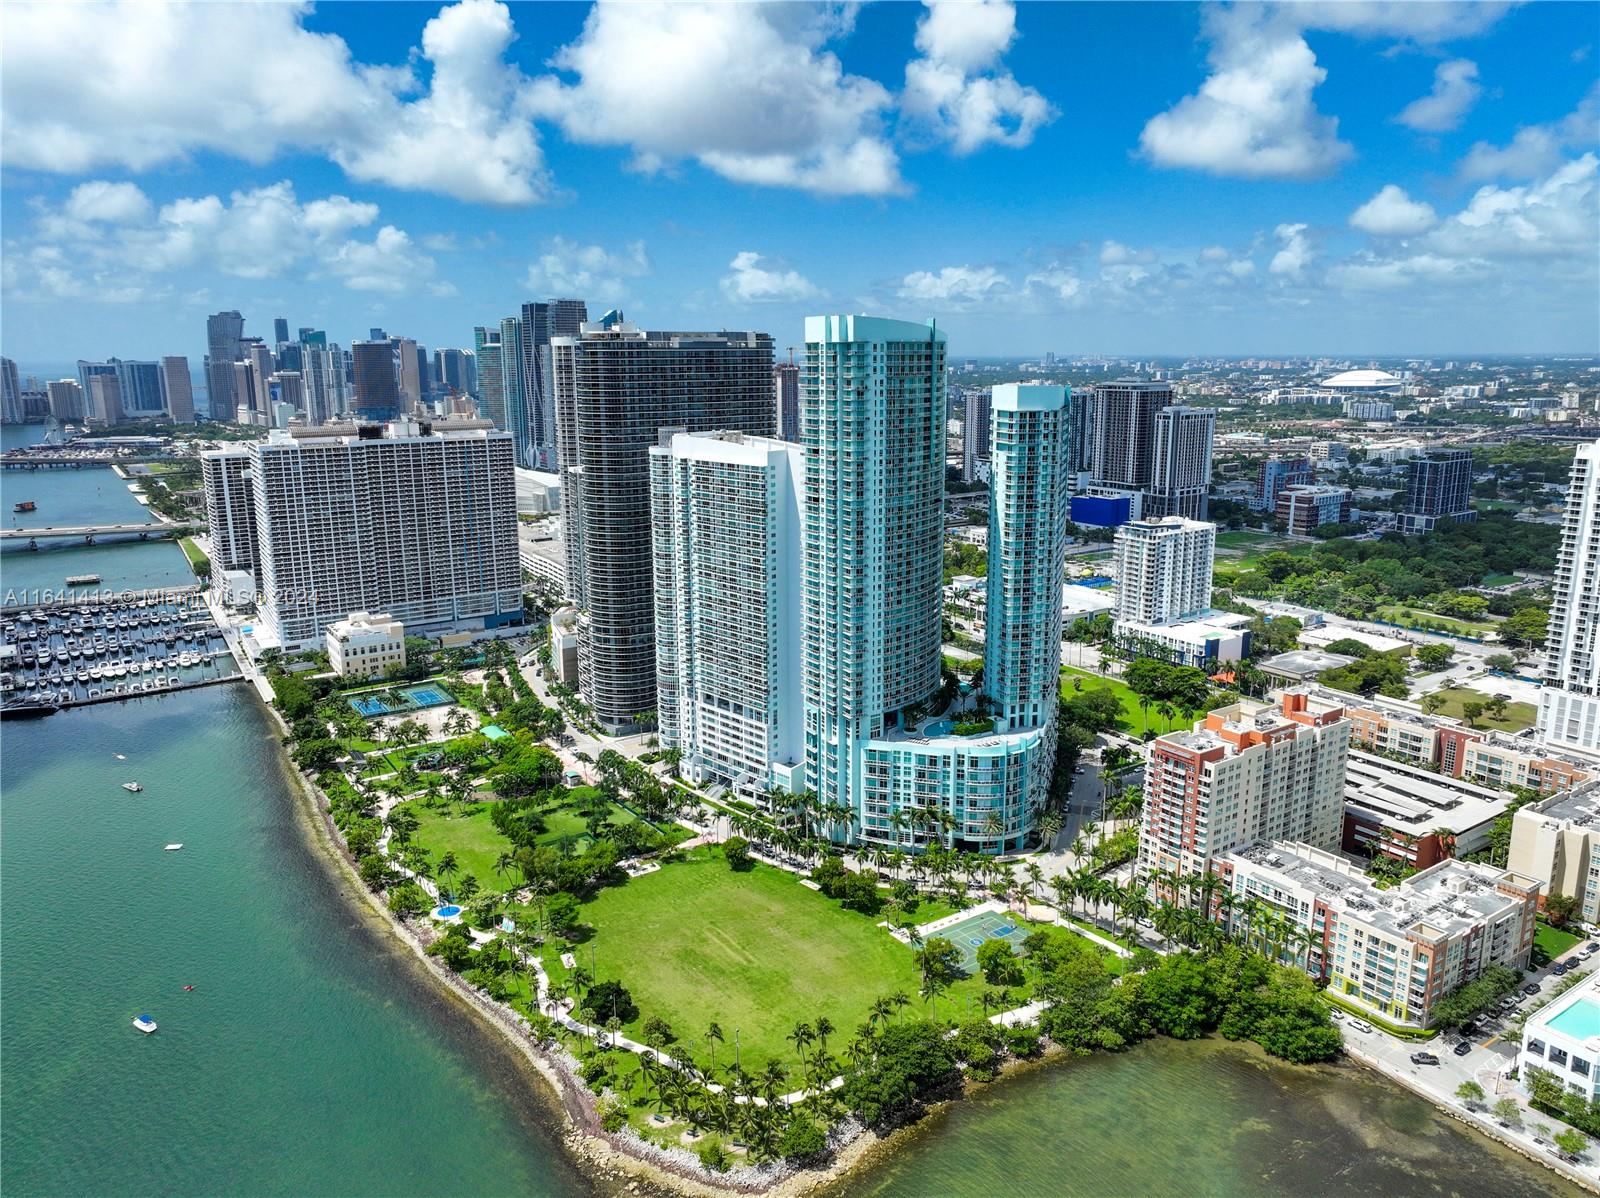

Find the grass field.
[
  {"left": 1480, "top": 572, "right": 1519, "bottom": 587},
  {"left": 1375, "top": 605, "right": 1496, "bottom": 637},
  {"left": 1214, "top": 530, "right": 1285, "bottom": 552},
  {"left": 1424, "top": 687, "right": 1537, "bottom": 732},
  {"left": 399, "top": 802, "right": 517, "bottom": 894},
  {"left": 177, "top": 535, "right": 209, "bottom": 573},
  {"left": 1060, "top": 665, "right": 1192, "bottom": 736},
  {"left": 541, "top": 849, "right": 993, "bottom": 1071},
  {"left": 1533, "top": 921, "right": 1583, "bottom": 967}
]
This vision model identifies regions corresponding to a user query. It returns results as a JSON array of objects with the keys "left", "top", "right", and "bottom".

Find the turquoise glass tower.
[{"left": 801, "top": 318, "right": 1071, "bottom": 854}]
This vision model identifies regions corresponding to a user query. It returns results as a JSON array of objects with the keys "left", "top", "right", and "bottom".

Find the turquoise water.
[
  {"left": 1549, "top": 996, "right": 1600, "bottom": 1041},
  {"left": 1, "top": 458, "right": 194, "bottom": 599},
  {"left": 1, "top": 686, "right": 595, "bottom": 1198},
  {"left": 841, "top": 1037, "right": 1582, "bottom": 1198}
]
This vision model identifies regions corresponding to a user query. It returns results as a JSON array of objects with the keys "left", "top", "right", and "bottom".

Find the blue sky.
[{"left": 2, "top": 0, "right": 1596, "bottom": 369}]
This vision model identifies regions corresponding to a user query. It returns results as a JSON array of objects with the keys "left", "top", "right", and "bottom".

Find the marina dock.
[{"left": 1, "top": 587, "right": 241, "bottom": 717}]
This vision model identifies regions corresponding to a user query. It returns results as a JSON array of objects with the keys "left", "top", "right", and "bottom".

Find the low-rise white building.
[
  {"left": 326, "top": 611, "right": 405, "bottom": 679},
  {"left": 1509, "top": 782, "right": 1600, "bottom": 922},
  {"left": 1520, "top": 973, "right": 1600, "bottom": 1104},
  {"left": 550, "top": 606, "right": 581, "bottom": 688}
]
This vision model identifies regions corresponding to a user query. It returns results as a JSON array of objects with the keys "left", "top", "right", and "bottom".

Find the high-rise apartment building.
[
  {"left": 87, "top": 374, "right": 123, "bottom": 425},
  {"left": 985, "top": 384, "right": 1073, "bottom": 732},
  {"left": 232, "top": 362, "right": 259, "bottom": 420},
  {"left": 1398, "top": 449, "right": 1477, "bottom": 534},
  {"left": 1112, "top": 516, "right": 1216, "bottom": 625},
  {"left": 160, "top": 356, "right": 195, "bottom": 422},
  {"left": 802, "top": 320, "right": 1063, "bottom": 854},
  {"left": 499, "top": 316, "right": 526, "bottom": 456},
  {"left": 301, "top": 344, "right": 345, "bottom": 424},
  {"left": 553, "top": 322, "right": 775, "bottom": 730},
  {"left": 962, "top": 388, "right": 991, "bottom": 483},
  {"left": 350, "top": 340, "right": 400, "bottom": 421},
  {"left": 773, "top": 361, "right": 800, "bottom": 442},
  {"left": 650, "top": 431, "right": 804, "bottom": 791},
  {"left": 205, "top": 310, "right": 245, "bottom": 418},
  {"left": 1147, "top": 405, "right": 1215, "bottom": 519},
  {"left": 201, "top": 448, "right": 260, "bottom": 586},
  {"left": 434, "top": 348, "right": 470, "bottom": 397},
  {"left": 1, "top": 358, "right": 21, "bottom": 424},
  {"left": 219, "top": 419, "right": 520, "bottom": 649},
  {"left": 273, "top": 317, "right": 290, "bottom": 347},
  {"left": 395, "top": 338, "right": 424, "bottom": 412},
  {"left": 1090, "top": 380, "right": 1171, "bottom": 490},
  {"left": 1540, "top": 441, "right": 1600, "bottom": 756},
  {"left": 517, "top": 299, "right": 588, "bottom": 470},
  {"left": 1255, "top": 456, "right": 1314, "bottom": 511},
  {"left": 1138, "top": 690, "right": 1351, "bottom": 883},
  {"left": 46, "top": 380, "right": 85, "bottom": 421},
  {"left": 473, "top": 327, "right": 504, "bottom": 427}
]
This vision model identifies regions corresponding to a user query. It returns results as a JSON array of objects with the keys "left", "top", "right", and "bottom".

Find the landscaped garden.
[
  {"left": 538, "top": 848, "right": 1016, "bottom": 1071},
  {"left": 1425, "top": 686, "right": 1537, "bottom": 732},
  {"left": 1060, "top": 666, "right": 1188, "bottom": 736}
]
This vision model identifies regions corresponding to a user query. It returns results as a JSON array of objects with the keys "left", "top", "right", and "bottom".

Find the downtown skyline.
[{"left": 1, "top": 0, "right": 1597, "bottom": 362}]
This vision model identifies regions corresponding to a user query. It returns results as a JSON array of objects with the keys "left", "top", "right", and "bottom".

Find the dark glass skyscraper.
[
  {"left": 204, "top": 310, "right": 245, "bottom": 419},
  {"left": 554, "top": 323, "right": 774, "bottom": 730},
  {"left": 350, "top": 340, "right": 400, "bottom": 421}
]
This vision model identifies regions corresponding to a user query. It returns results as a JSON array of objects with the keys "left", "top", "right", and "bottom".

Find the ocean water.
[{"left": 0, "top": 686, "right": 595, "bottom": 1198}]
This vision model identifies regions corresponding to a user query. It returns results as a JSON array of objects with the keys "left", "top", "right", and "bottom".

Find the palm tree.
[
  {"left": 706, "top": 1021, "right": 725, "bottom": 1076},
  {"left": 436, "top": 851, "right": 459, "bottom": 898},
  {"left": 788, "top": 1020, "right": 815, "bottom": 1069}
]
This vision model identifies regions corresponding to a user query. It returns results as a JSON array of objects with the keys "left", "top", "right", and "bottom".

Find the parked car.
[
  {"left": 1554, "top": 962, "right": 1570, "bottom": 976},
  {"left": 1350, "top": 1020, "right": 1376, "bottom": 1034},
  {"left": 1410, "top": 1052, "right": 1440, "bottom": 1065},
  {"left": 1454, "top": 1040, "right": 1473, "bottom": 1057},
  {"left": 1328, "top": 1009, "right": 1345, "bottom": 1022},
  {"left": 1583, "top": 942, "right": 1598, "bottom": 956},
  {"left": 1524, "top": 983, "right": 1543, "bottom": 996}
]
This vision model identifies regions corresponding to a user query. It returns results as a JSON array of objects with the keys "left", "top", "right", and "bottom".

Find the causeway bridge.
[{"left": 2, "top": 521, "right": 199, "bottom": 547}]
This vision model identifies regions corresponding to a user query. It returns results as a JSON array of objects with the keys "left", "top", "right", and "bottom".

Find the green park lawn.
[
  {"left": 541, "top": 849, "right": 993, "bottom": 1072},
  {"left": 1424, "top": 687, "right": 1537, "bottom": 732},
  {"left": 1374, "top": 605, "right": 1496, "bottom": 637},
  {"left": 398, "top": 801, "right": 518, "bottom": 894},
  {"left": 1533, "top": 920, "right": 1582, "bottom": 967},
  {"left": 1214, "top": 530, "right": 1284, "bottom": 552},
  {"left": 1060, "top": 665, "right": 1191, "bottom": 736}
]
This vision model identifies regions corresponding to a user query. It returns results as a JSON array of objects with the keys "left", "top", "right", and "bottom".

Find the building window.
[
  {"left": 1528, "top": 1040, "right": 1546, "bottom": 1056},
  {"left": 1550, "top": 1046, "right": 1569, "bottom": 1067},
  {"left": 1574, "top": 1057, "right": 1591, "bottom": 1077}
]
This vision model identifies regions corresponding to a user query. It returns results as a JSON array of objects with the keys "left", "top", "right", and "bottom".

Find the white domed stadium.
[{"left": 1320, "top": 369, "right": 1403, "bottom": 393}]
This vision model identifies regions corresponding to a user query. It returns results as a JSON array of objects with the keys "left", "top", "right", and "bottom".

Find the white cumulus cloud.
[
  {"left": 1396, "top": 59, "right": 1481, "bottom": 132},
  {"left": 901, "top": 0, "right": 1055, "bottom": 155},
  {"left": 0, "top": 0, "right": 551, "bottom": 205},
  {"left": 720, "top": 252, "right": 818, "bottom": 303},
  {"left": 898, "top": 265, "right": 1010, "bottom": 304},
  {"left": 526, "top": 237, "right": 650, "bottom": 299},
  {"left": 8, "top": 181, "right": 434, "bottom": 302},
  {"left": 530, "top": 2, "right": 903, "bottom": 197},
  {"left": 1269, "top": 222, "right": 1314, "bottom": 278},
  {"left": 1349, "top": 185, "right": 1439, "bottom": 236},
  {"left": 1458, "top": 82, "right": 1599, "bottom": 180},
  {"left": 1140, "top": 3, "right": 1516, "bottom": 180}
]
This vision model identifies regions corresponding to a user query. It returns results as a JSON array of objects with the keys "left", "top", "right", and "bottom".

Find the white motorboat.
[
  {"left": 122, "top": 782, "right": 143, "bottom": 792},
  {"left": 132, "top": 1015, "right": 158, "bottom": 1035}
]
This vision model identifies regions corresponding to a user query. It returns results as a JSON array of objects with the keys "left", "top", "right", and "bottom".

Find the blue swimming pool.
[
  {"left": 432, "top": 905, "right": 462, "bottom": 919},
  {"left": 1549, "top": 996, "right": 1600, "bottom": 1041},
  {"left": 925, "top": 719, "right": 954, "bottom": 736}
]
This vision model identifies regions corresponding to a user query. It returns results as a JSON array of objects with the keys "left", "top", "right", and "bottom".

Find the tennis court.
[
  {"left": 936, "top": 909, "right": 1024, "bottom": 974},
  {"left": 347, "top": 681, "right": 456, "bottom": 718}
]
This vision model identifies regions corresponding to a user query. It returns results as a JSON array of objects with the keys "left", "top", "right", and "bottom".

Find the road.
[{"left": 1341, "top": 939, "right": 1600, "bottom": 1191}]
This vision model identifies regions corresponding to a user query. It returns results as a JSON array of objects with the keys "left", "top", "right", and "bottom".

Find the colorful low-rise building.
[{"left": 1217, "top": 840, "right": 1540, "bottom": 1029}]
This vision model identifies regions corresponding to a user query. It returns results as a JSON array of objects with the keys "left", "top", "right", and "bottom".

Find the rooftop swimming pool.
[{"left": 1548, "top": 995, "right": 1600, "bottom": 1041}]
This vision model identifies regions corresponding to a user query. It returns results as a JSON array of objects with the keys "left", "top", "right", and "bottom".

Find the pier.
[
  {"left": 2, "top": 520, "right": 199, "bottom": 547},
  {"left": 1, "top": 670, "right": 244, "bottom": 717},
  {"left": 1, "top": 455, "right": 177, "bottom": 470}
]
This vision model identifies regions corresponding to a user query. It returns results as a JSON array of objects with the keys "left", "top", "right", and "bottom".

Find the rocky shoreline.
[{"left": 265, "top": 697, "right": 911, "bottom": 1197}]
